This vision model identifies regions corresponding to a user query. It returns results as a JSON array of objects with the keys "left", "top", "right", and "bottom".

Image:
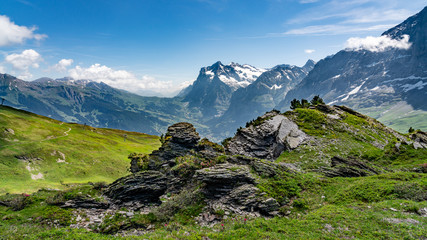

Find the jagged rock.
[
  {"left": 202, "top": 183, "right": 281, "bottom": 219},
  {"left": 148, "top": 122, "right": 201, "bottom": 170},
  {"left": 319, "top": 156, "right": 381, "bottom": 177},
  {"left": 61, "top": 199, "right": 109, "bottom": 209},
  {"left": 165, "top": 122, "right": 200, "bottom": 145},
  {"left": 410, "top": 131, "right": 427, "bottom": 149},
  {"left": 226, "top": 111, "right": 308, "bottom": 160},
  {"left": 195, "top": 163, "right": 255, "bottom": 198},
  {"left": 105, "top": 171, "right": 167, "bottom": 203},
  {"left": 257, "top": 198, "right": 280, "bottom": 215},
  {"left": 225, "top": 154, "right": 291, "bottom": 177}
]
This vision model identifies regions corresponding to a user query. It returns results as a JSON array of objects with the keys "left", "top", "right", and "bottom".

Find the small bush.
[
  {"left": 91, "top": 181, "right": 108, "bottom": 190},
  {"left": 221, "top": 137, "right": 232, "bottom": 148},
  {"left": 198, "top": 138, "right": 224, "bottom": 153},
  {"left": 8, "top": 194, "right": 32, "bottom": 211},
  {"left": 128, "top": 153, "right": 149, "bottom": 173},
  {"left": 151, "top": 188, "right": 204, "bottom": 222},
  {"left": 292, "top": 199, "right": 308, "bottom": 210},
  {"left": 394, "top": 182, "right": 427, "bottom": 202}
]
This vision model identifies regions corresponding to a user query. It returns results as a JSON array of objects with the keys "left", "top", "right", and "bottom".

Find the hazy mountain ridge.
[{"left": 0, "top": 73, "right": 198, "bottom": 135}]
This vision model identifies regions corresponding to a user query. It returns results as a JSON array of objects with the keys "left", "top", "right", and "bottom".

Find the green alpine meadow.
[{"left": 0, "top": 105, "right": 160, "bottom": 194}]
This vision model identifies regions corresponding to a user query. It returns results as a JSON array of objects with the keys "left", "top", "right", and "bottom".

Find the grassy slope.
[
  {"left": 277, "top": 108, "right": 426, "bottom": 171},
  {"left": 0, "top": 105, "right": 161, "bottom": 194},
  {"left": 356, "top": 101, "right": 427, "bottom": 133},
  {"left": 0, "top": 106, "right": 425, "bottom": 239}
]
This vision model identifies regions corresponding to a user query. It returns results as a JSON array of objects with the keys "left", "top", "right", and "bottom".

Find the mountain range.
[
  {"left": 279, "top": 6, "right": 427, "bottom": 132},
  {"left": 1, "top": 7, "right": 426, "bottom": 140}
]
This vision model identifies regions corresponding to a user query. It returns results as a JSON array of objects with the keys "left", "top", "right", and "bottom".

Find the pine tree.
[
  {"left": 301, "top": 99, "right": 310, "bottom": 108},
  {"left": 310, "top": 95, "right": 324, "bottom": 105},
  {"left": 290, "top": 99, "right": 302, "bottom": 110}
]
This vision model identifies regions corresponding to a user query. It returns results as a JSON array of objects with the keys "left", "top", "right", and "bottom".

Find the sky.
[{"left": 0, "top": 0, "right": 426, "bottom": 96}]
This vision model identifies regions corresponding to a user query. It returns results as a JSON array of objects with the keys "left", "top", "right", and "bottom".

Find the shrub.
[
  {"left": 310, "top": 95, "right": 325, "bottom": 105},
  {"left": 151, "top": 188, "right": 204, "bottom": 222},
  {"left": 292, "top": 199, "right": 308, "bottom": 210},
  {"left": 221, "top": 137, "right": 232, "bottom": 148},
  {"left": 7, "top": 194, "right": 33, "bottom": 211},
  {"left": 394, "top": 182, "right": 427, "bottom": 201},
  {"left": 198, "top": 138, "right": 224, "bottom": 153},
  {"left": 128, "top": 153, "right": 149, "bottom": 173}
]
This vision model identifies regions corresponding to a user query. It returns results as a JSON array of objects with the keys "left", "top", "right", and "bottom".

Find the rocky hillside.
[{"left": 0, "top": 104, "right": 425, "bottom": 238}]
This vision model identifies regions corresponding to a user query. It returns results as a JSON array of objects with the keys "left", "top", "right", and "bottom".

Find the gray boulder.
[{"left": 226, "top": 111, "right": 308, "bottom": 160}]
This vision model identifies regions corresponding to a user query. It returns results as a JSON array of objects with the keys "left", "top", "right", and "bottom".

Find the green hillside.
[
  {"left": 0, "top": 105, "right": 161, "bottom": 194},
  {"left": 0, "top": 105, "right": 425, "bottom": 239}
]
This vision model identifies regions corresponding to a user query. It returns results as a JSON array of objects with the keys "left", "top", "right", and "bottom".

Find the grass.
[
  {"left": 0, "top": 106, "right": 160, "bottom": 194},
  {"left": 357, "top": 101, "right": 427, "bottom": 133},
  {"left": 0, "top": 106, "right": 426, "bottom": 239},
  {"left": 0, "top": 171, "right": 425, "bottom": 239}
]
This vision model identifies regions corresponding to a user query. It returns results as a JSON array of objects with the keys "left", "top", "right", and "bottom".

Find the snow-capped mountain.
[
  {"left": 278, "top": 6, "right": 427, "bottom": 132},
  {"left": 208, "top": 60, "right": 314, "bottom": 139},
  {"left": 181, "top": 61, "right": 266, "bottom": 119}
]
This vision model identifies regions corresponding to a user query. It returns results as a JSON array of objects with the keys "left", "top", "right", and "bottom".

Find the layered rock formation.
[
  {"left": 105, "top": 122, "right": 286, "bottom": 218},
  {"left": 226, "top": 110, "right": 308, "bottom": 160}
]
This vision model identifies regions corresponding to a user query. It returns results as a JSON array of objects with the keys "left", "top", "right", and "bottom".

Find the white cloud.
[
  {"left": 17, "top": 71, "right": 34, "bottom": 80},
  {"left": 53, "top": 59, "right": 74, "bottom": 72},
  {"left": 68, "top": 64, "right": 186, "bottom": 95},
  {"left": 0, "top": 15, "right": 47, "bottom": 46},
  {"left": 0, "top": 65, "right": 5, "bottom": 73},
  {"left": 5, "top": 49, "right": 42, "bottom": 79},
  {"left": 5, "top": 49, "right": 42, "bottom": 70},
  {"left": 304, "top": 49, "right": 315, "bottom": 54},
  {"left": 345, "top": 34, "right": 412, "bottom": 52}
]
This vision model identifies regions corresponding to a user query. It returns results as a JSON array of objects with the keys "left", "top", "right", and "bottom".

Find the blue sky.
[{"left": 0, "top": 0, "right": 426, "bottom": 96}]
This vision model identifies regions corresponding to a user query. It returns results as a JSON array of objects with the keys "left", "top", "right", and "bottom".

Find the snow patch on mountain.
[
  {"left": 384, "top": 76, "right": 427, "bottom": 83},
  {"left": 232, "top": 63, "right": 266, "bottom": 82},
  {"left": 401, "top": 81, "right": 427, "bottom": 92}
]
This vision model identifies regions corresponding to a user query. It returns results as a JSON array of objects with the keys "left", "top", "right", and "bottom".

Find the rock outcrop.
[
  {"left": 105, "top": 171, "right": 168, "bottom": 203},
  {"left": 104, "top": 122, "right": 288, "bottom": 218},
  {"left": 319, "top": 156, "right": 382, "bottom": 178},
  {"left": 148, "top": 122, "right": 201, "bottom": 171},
  {"left": 226, "top": 111, "right": 308, "bottom": 160},
  {"left": 410, "top": 131, "right": 427, "bottom": 149}
]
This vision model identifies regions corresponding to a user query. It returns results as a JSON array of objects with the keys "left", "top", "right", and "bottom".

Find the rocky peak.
[
  {"left": 302, "top": 59, "right": 316, "bottom": 72},
  {"left": 165, "top": 122, "right": 200, "bottom": 146}
]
